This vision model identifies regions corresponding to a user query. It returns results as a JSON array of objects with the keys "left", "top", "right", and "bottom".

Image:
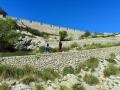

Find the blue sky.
[{"left": 0, "top": 0, "right": 120, "bottom": 33}]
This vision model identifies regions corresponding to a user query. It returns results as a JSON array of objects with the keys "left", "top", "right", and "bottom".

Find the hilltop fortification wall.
[
  {"left": 18, "top": 20, "right": 84, "bottom": 40},
  {"left": 0, "top": 46, "right": 120, "bottom": 72}
]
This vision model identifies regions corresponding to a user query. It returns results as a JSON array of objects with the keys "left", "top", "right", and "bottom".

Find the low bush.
[
  {"left": 73, "top": 84, "right": 85, "bottom": 90},
  {"left": 103, "top": 64, "right": 120, "bottom": 77},
  {"left": 0, "top": 83, "right": 10, "bottom": 90},
  {"left": 85, "top": 57, "right": 99, "bottom": 71},
  {"left": 0, "top": 65, "right": 16, "bottom": 79},
  {"left": 0, "top": 65, "right": 42, "bottom": 80},
  {"left": 76, "top": 57, "right": 99, "bottom": 73},
  {"left": 84, "top": 43, "right": 120, "bottom": 50},
  {"left": 41, "top": 68, "right": 59, "bottom": 81},
  {"left": 60, "top": 85, "right": 72, "bottom": 90},
  {"left": 110, "top": 53, "right": 116, "bottom": 59},
  {"left": 49, "top": 47, "right": 57, "bottom": 53},
  {"left": 106, "top": 53, "right": 116, "bottom": 64},
  {"left": 35, "top": 84, "right": 45, "bottom": 90},
  {"left": 80, "top": 31, "right": 91, "bottom": 39},
  {"left": 22, "top": 65, "right": 35, "bottom": 75},
  {"left": 106, "top": 58, "right": 116, "bottom": 64},
  {"left": 21, "top": 75, "right": 37, "bottom": 84},
  {"left": 75, "top": 62, "right": 86, "bottom": 73},
  {"left": 83, "top": 74, "right": 99, "bottom": 85},
  {"left": 59, "top": 31, "right": 68, "bottom": 41},
  {"left": 63, "top": 66, "right": 74, "bottom": 75}
]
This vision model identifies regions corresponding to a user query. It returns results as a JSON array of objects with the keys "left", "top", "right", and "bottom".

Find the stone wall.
[
  {"left": 1, "top": 46, "right": 120, "bottom": 72},
  {"left": 48, "top": 36, "right": 120, "bottom": 48},
  {"left": 17, "top": 20, "right": 84, "bottom": 40}
]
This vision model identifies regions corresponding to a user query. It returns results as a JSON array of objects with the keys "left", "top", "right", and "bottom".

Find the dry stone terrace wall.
[
  {"left": 1, "top": 46, "right": 120, "bottom": 72},
  {"left": 48, "top": 36, "right": 120, "bottom": 48}
]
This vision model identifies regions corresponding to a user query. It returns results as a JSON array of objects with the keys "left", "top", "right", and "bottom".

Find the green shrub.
[
  {"left": 38, "top": 46, "right": 45, "bottom": 53},
  {"left": 80, "top": 31, "right": 91, "bottom": 38},
  {"left": 0, "top": 65, "right": 42, "bottom": 80},
  {"left": 85, "top": 57, "right": 99, "bottom": 71},
  {"left": 110, "top": 53, "right": 116, "bottom": 59},
  {"left": 35, "top": 84, "right": 45, "bottom": 90},
  {"left": 76, "top": 57, "right": 99, "bottom": 73},
  {"left": 106, "top": 53, "right": 116, "bottom": 64},
  {"left": 0, "top": 65, "right": 16, "bottom": 79},
  {"left": 60, "top": 85, "right": 72, "bottom": 90},
  {"left": 14, "top": 67, "right": 25, "bottom": 79},
  {"left": 84, "top": 43, "right": 120, "bottom": 50},
  {"left": 59, "top": 31, "right": 68, "bottom": 41},
  {"left": 63, "top": 66, "right": 74, "bottom": 75},
  {"left": 106, "top": 58, "right": 116, "bottom": 64},
  {"left": 21, "top": 75, "right": 37, "bottom": 84},
  {"left": 73, "top": 84, "right": 85, "bottom": 90},
  {"left": 70, "top": 42, "right": 79, "bottom": 48},
  {"left": 0, "top": 83, "right": 10, "bottom": 90},
  {"left": 49, "top": 47, "right": 57, "bottom": 53},
  {"left": 0, "top": 18, "right": 19, "bottom": 31},
  {"left": 103, "top": 64, "right": 120, "bottom": 77},
  {"left": 83, "top": 74, "right": 99, "bottom": 85},
  {"left": 0, "top": 30, "right": 22, "bottom": 52},
  {"left": 41, "top": 68, "right": 59, "bottom": 81},
  {"left": 75, "top": 62, "right": 86, "bottom": 73}
]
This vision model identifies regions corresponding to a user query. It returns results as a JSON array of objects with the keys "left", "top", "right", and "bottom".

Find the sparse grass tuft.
[
  {"left": 106, "top": 53, "right": 116, "bottom": 64},
  {"left": 73, "top": 84, "right": 85, "bottom": 90},
  {"left": 76, "top": 57, "right": 99, "bottom": 73},
  {"left": 106, "top": 58, "right": 116, "bottom": 64},
  {"left": 63, "top": 66, "right": 74, "bottom": 75},
  {"left": 85, "top": 57, "right": 99, "bottom": 71},
  {"left": 103, "top": 64, "right": 120, "bottom": 77},
  {"left": 41, "top": 68, "right": 60, "bottom": 81},
  {"left": 0, "top": 83, "right": 10, "bottom": 90},
  {"left": 21, "top": 75, "right": 37, "bottom": 84},
  {"left": 35, "top": 84, "right": 45, "bottom": 90},
  {"left": 60, "top": 85, "right": 72, "bottom": 90},
  {"left": 83, "top": 74, "right": 99, "bottom": 85}
]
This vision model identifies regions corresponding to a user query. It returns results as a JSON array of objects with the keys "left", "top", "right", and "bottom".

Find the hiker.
[
  {"left": 58, "top": 41, "right": 62, "bottom": 52},
  {"left": 45, "top": 41, "right": 49, "bottom": 53}
]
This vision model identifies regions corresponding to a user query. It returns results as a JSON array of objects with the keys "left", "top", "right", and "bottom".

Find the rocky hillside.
[
  {"left": 0, "top": 17, "right": 120, "bottom": 90},
  {"left": 1, "top": 54, "right": 120, "bottom": 90}
]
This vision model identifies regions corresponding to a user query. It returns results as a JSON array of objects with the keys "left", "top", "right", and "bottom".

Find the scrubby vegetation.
[
  {"left": 103, "top": 64, "right": 120, "bottom": 77},
  {"left": 35, "top": 84, "right": 45, "bottom": 90},
  {"left": 80, "top": 31, "right": 91, "bottom": 39},
  {"left": 0, "top": 18, "right": 19, "bottom": 30},
  {"left": 0, "top": 83, "right": 10, "bottom": 90},
  {"left": 0, "top": 65, "right": 59, "bottom": 81},
  {"left": 106, "top": 53, "right": 116, "bottom": 64},
  {"left": 63, "top": 66, "right": 75, "bottom": 75},
  {"left": 41, "top": 68, "right": 60, "bottom": 81},
  {"left": 60, "top": 85, "right": 72, "bottom": 90},
  {"left": 83, "top": 43, "right": 120, "bottom": 50},
  {"left": 59, "top": 31, "right": 68, "bottom": 41},
  {"left": 73, "top": 84, "right": 85, "bottom": 90},
  {"left": 76, "top": 57, "right": 99, "bottom": 72},
  {"left": 21, "top": 75, "right": 37, "bottom": 84},
  {"left": 83, "top": 74, "right": 99, "bottom": 85}
]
